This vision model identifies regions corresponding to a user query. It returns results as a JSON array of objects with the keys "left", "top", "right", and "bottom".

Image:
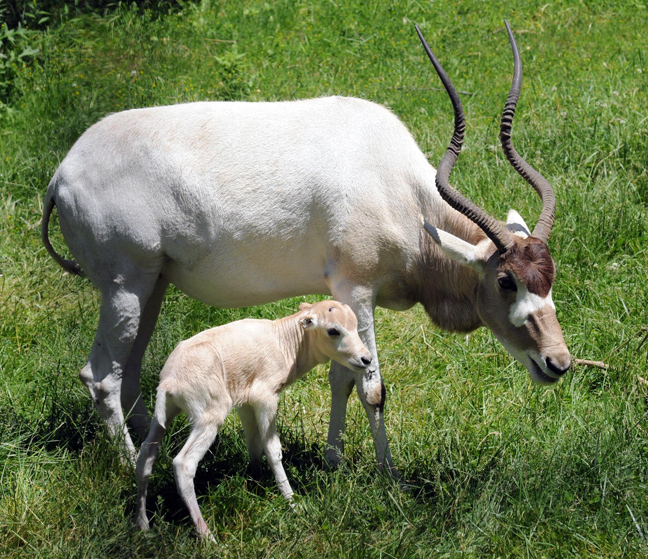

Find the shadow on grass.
[
  {"left": 3, "top": 359, "right": 511, "bottom": 536},
  {"left": 142, "top": 422, "right": 334, "bottom": 523},
  {"left": 0, "top": 365, "right": 338, "bottom": 528}
]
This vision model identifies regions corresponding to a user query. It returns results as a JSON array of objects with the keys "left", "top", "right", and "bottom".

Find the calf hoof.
[{"left": 198, "top": 528, "right": 217, "bottom": 544}]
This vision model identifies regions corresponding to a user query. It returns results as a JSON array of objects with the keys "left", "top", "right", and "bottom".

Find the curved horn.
[
  {"left": 415, "top": 25, "right": 514, "bottom": 253},
  {"left": 500, "top": 20, "right": 555, "bottom": 242}
]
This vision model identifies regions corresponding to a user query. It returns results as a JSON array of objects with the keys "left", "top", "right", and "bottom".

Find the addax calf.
[{"left": 135, "top": 301, "right": 372, "bottom": 541}]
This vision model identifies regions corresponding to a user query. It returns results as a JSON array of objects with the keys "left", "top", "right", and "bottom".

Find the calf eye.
[
  {"left": 498, "top": 274, "right": 517, "bottom": 292},
  {"left": 327, "top": 327, "right": 340, "bottom": 337}
]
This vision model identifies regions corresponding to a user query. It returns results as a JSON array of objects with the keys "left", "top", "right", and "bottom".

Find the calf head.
[{"left": 298, "top": 301, "right": 373, "bottom": 373}]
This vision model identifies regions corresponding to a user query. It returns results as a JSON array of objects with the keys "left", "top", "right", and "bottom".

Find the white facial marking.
[{"left": 509, "top": 286, "right": 555, "bottom": 327}]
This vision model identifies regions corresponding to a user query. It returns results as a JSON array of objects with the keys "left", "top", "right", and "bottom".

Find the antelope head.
[{"left": 417, "top": 22, "right": 571, "bottom": 385}]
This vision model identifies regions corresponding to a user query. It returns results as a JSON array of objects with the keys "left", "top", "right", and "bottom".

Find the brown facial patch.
[{"left": 500, "top": 237, "right": 555, "bottom": 297}]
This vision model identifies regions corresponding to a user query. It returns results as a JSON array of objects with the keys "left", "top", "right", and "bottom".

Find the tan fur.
[{"left": 135, "top": 300, "right": 373, "bottom": 541}]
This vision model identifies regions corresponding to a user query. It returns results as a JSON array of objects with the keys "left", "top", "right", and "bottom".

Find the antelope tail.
[{"left": 41, "top": 183, "right": 84, "bottom": 277}]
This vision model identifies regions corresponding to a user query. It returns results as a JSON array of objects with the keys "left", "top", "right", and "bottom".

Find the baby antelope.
[{"left": 135, "top": 301, "right": 373, "bottom": 541}]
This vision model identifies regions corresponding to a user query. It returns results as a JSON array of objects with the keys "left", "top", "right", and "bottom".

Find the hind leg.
[
  {"left": 173, "top": 417, "right": 224, "bottom": 542},
  {"left": 121, "top": 275, "right": 169, "bottom": 442},
  {"left": 237, "top": 403, "right": 264, "bottom": 476},
  {"left": 79, "top": 263, "right": 161, "bottom": 465},
  {"left": 135, "top": 392, "right": 181, "bottom": 530},
  {"left": 135, "top": 418, "right": 166, "bottom": 530}
]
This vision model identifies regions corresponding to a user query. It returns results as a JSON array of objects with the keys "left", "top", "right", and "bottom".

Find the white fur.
[
  {"left": 509, "top": 287, "right": 555, "bottom": 328},
  {"left": 422, "top": 217, "right": 494, "bottom": 272},
  {"left": 422, "top": 218, "right": 479, "bottom": 266},
  {"left": 43, "top": 95, "right": 569, "bottom": 472}
]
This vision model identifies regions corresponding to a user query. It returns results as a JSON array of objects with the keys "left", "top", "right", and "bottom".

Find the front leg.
[
  {"left": 326, "top": 282, "right": 396, "bottom": 475},
  {"left": 326, "top": 362, "right": 354, "bottom": 466},
  {"left": 254, "top": 399, "right": 293, "bottom": 500},
  {"left": 354, "top": 367, "right": 396, "bottom": 477}
]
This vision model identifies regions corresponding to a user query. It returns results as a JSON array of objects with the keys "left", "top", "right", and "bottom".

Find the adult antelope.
[{"left": 41, "top": 22, "right": 570, "bottom": 472}]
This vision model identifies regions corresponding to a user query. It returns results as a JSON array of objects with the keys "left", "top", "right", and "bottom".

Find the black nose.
[
  {"left": 361, "top": 355, "right": 373, "bottom": 366},
  {"left": 546, "top": 357, "right": 570, "bottom": 376}
]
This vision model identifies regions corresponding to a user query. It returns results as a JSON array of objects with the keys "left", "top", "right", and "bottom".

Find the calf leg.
[
  {"left": 237, "top": 403, "right": 264, "bottom": 476},
  {"left": 135, "top": 393, "right": 181, "bottom": 531},
  {"left": 173, "top": 414, "right": 224, "bottom": 542},
  {"left": 254, "top": 399, "right": 293, "bottom": 500},
  {"left": 135, "top": 418, "right": 166, "bottom": 531}
]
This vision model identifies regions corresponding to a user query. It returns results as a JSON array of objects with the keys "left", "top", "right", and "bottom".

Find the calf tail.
[
  {"left": 41, "top": 181, "right": 84, "bottom": 277},
  {"left": 154, "top": 387, "right": 183, "bottom": 430}
]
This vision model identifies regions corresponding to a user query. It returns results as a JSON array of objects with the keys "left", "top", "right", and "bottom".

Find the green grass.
[{"left": 2, "top": 0, "right": 648, "bottom": 556}]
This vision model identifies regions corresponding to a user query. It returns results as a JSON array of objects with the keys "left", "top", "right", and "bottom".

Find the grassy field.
[{"left": 1, "top": 0, "right": 648, "bottom": 556}]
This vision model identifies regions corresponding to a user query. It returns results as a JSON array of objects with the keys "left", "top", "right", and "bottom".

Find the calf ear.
[
  {"left": 299, "top": 314, "right": 317, "bottom": 329},
  {"left": 299, "top": 302, "right": 313, "bottom": 311}
]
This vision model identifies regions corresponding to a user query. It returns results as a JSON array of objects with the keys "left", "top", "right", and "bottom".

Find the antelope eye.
[
  {"left": 327, "top": 327, "right": 341, "bottom": 337},
  {"left": 498, "top": 274, "right": 517, "bottom": 292}
]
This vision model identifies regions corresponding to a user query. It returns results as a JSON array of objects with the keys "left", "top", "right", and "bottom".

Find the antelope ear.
[
  {"left": 506, "top": 209, "right": 530, "bottom": 238},
  {"left": 299, "top": 314, "right": 317, "bottom": 329},
  {"left": 298, "top": 302, "right": 313, "bottom": 311},
  {"left": 421, "top": 216, "right": 489, "bottom": 271}
]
